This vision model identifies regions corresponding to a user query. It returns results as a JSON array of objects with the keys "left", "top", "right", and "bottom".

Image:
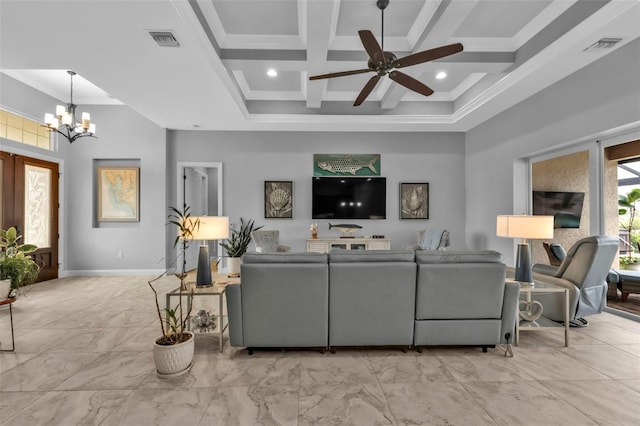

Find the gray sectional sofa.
[{"left": 225, "top": 249, "right": 519, "bottom": 354}]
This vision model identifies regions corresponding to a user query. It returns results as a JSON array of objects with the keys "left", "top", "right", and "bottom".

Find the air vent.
[
  {"left": 148, "top": 31, "right": 180, "bottom": 47},
  {"left": 583, "top": 37, "right": 622, "bottom": 51}
]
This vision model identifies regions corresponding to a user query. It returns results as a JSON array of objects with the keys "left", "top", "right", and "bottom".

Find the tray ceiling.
[{"left": 1, "top": 0, "right": 638, "bottom": 132}]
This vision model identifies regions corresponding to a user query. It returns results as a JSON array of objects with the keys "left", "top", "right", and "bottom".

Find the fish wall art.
[{"left": 313, "top": 154, "right": 381, "bottom": 176}]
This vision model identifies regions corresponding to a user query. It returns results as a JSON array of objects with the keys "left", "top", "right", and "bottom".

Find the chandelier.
[{"left": 44, "top": 70, "right": 96, "bottom": 143}]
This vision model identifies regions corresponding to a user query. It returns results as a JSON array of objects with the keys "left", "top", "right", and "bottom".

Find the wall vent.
[
  {"left": 583, "top": 37, "right": 622, "bottom": 51},
  {"left": 148, "top": 31, "right": 180, "bottom": 47}
]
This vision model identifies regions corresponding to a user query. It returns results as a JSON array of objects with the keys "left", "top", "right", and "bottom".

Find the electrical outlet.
[{"left": 117, "top": 250, "right": 124, "bottom": 259}]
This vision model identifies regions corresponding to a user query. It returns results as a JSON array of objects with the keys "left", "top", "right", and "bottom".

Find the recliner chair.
[
  {"left": 251, "top": 230, "right": 290, "bottom": 253},
  {"left": 407, "top": 229, "right": 450, "bottom": 251},
  {"left": 531, "top": 236, "right": 618, "bottom": 326}
]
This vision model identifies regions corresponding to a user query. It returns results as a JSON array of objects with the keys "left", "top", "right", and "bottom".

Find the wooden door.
[{"left": 0, "top": 152, "right": 59, "bottom": 282}]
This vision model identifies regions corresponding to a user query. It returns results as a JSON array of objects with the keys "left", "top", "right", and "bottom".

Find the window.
[{"left": 0, "top": 108, "right": 52, "bottom": 150}]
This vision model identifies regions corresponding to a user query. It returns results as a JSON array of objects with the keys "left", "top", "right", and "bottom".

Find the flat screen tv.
[
  {"left": 532, "top": 191, "right": 585, "bottom": 228},
  {"left": 312, "top": 177, "right": 386, "bottom": 219}
]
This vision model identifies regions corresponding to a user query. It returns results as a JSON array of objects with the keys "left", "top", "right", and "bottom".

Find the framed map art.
[{"left": 97, "top": 166, "right": 140, "bottom": 222}]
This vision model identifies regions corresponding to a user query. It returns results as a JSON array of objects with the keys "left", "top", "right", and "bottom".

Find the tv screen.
[
  {"left": 312, "top": 177, "right": 386, "bottom": 219},
  {"left": 532, "top": 191, "right": 585, "bottom": 228}
]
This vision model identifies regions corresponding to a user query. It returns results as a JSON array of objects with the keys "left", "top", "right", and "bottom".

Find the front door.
[{"left": 0, "top": 151, "right": 59, "bottom": 282}]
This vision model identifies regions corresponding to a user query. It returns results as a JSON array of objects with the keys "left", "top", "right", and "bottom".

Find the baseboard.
[
  {"left": 604, "top": 306, "right": 640, "bottom": 322},
  {"left": 61, "top": 269, "right": 166, "bottom": 277}
]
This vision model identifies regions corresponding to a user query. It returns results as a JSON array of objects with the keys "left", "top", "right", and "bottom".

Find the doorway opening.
[{"left": 176, "top": 162, "right": 223, "bottom": 273}]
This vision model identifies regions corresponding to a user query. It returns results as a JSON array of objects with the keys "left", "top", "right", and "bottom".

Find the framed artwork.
[
  {"left": 97, "top": 166, "right": 140, "bottom": 222},
  {"left": 264, "top": 181, "right": 293, "bottom": 218},
  {"left": 400, "top": 182, "right": 429, "bottom": 219},
  {"left": 313, "top": 154, "right": 381, "bottom": 176}
]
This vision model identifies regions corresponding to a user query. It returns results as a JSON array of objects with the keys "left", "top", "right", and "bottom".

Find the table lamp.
[
  {"left": 191, "top": 216, "right": 229, "bottom": 287},
  {"left": 497, "top": 214, "right": 554, "bottom": 284}
]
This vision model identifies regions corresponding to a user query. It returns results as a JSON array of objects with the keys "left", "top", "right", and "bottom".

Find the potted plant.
[
  {"left": 0, "top": 227, "right": 40, "bottom": 298},
  {"left": 148, "top": 206, "right": 200, "bottom": 378},
  {"left": 220, "top": 217, "right": 263, "bottom": 276}
]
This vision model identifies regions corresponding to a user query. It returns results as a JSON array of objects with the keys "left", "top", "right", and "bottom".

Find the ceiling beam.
[
  {"left": 381, "top": 0, "right": 479, "bottom": 109},
  {"left": 305, "top": 0, "right": 339, "bottom": 109}
]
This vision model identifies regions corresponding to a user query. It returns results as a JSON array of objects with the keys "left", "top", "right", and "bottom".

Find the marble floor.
[{"left": 1, "top": 276, "right": 640, "bottom": 426}]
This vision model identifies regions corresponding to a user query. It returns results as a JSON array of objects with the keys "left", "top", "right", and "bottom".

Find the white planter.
[
  {"left": 228, "top": 257, "right": 242, "bottom": 276},
  {"left": 0, "top": 279, "right": 11, "bottom": 299},
  {"left": 153, "top": 331, "right": 195, "bottom": 378}
]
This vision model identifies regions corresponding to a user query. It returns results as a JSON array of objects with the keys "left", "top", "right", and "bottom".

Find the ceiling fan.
[{"left": 309, "top": 0, "right": 463, "bottom": 106}]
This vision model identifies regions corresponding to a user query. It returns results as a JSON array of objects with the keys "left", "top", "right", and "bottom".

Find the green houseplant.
[
  {"left": 220, "top": 218, "right": 262, "bottom": 275},
  {"left": 0, "top": 227, "right": 40, "bottom": 297},
  {"left": 148, "top": 206, "right": 200, "bottom": 377}
]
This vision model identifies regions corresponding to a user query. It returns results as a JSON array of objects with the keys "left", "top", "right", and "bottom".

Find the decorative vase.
[
  {"left": 311, "top": 232, "right": 318, "bottom": 239},
  {"left": 0, "top": 279, "right": 11, "bottom": 299},
  {"left": 153, "top": 331, "right": 195, "bottom": 378},
  {"left": 228, "top": 257, "right": 242, "bottom": 276}
]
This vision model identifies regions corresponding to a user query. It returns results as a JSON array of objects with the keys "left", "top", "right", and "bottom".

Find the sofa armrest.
[
  {"left": 500, "top": 281, "right": 519, "bottom": 344},
  {"left": 225, "top": 283, "right": 243, "bottom": 347},
  {"left": 532, "top": 264, "right": 559, "bottom": 276}
]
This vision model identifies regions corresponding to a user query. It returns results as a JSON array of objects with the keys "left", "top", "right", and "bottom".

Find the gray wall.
[
  {"left": 167, "top": 131, "right": 466, "bottom": 260},
  {"left": 1, "top": 74, "right": 167, "bottom": 275},
  {"left": 60, "top": 104, "right": 167, "bottom": 274},
  {"left": 465, "top": 38, "right": 640, "bottom": 264}
]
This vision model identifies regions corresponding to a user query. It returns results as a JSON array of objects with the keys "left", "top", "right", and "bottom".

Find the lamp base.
[
  {"left": 196, "top": 245, "right": 212, "bottom": 287},
  {"left": 514, "top": 242, "right": 533, "bottom": 284}
]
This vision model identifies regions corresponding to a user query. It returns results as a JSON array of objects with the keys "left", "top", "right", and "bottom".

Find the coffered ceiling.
[{"left": 1, "top": 0, "right": 639, "bottom": 132}]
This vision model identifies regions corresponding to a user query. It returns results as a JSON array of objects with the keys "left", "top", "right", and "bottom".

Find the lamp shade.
[
  {"left": 190, "top": 216, "right": 230, "bottom": 240},
  {"left": 496, "top": 215, "right": 554, "bottom": 239}
]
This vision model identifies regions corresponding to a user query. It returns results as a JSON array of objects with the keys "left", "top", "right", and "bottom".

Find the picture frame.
[
  {"left": 264, "top": 180, "right": 293, "bottom": 218},
  {"left": 97, "top": 166, "right": 140, "bottom": 222},
  {"left": 400, "top": 182, "right": 429, "bottom": 219}
]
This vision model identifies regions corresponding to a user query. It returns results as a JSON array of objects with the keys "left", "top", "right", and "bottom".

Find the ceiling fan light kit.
[{"left": 309, "top": 0, "right": 463, "bottom": 106}]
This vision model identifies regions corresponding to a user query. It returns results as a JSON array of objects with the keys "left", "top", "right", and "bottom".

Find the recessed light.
[
  {"left": 267, "top": 68, "right": 278, "bottom": 77},
  {"left": 436, "top": 71, "right": 447, "bottom": 80}
]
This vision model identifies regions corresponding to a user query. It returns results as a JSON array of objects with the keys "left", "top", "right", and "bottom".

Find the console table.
[{"left": 306, "top": 237, "right": 390, "bottom": 253}]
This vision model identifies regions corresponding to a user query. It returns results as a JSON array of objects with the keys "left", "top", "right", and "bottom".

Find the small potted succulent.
[
  {"left": 148, "top": 206, "right": 200, "bottom": 377},
  {"left": 220, "top": 217, "right": 263, "bottom": 276},
  {"left": 0, "top": 227, "right": 40, "bottom": 298}
]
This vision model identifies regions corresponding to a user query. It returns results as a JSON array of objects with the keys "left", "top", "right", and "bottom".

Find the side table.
[
  {"left": 0, "top": 297, "right": 16, "bottom": 352},
  {"left": 510, "top": 279, "right": 570, "bottom": 347},
  {"left": 165, "top": 273, "right": 238, "bottom": 352}
]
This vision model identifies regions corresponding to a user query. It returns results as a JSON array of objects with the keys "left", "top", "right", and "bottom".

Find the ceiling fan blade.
[
  {"left": 354, "top": 75, "right": 381, "bottom": 106},
  {"left": 358, "top": 30, "right": 385, "bottom": 64},
  {"left": 309, "top": 69, "right": 372, "bottom": 80},
  {"left": 392, "top": 43, "right": 463, "bottom": 69},
  {"left": 389, "top": 71, "right": 433, "bottom": 97}
]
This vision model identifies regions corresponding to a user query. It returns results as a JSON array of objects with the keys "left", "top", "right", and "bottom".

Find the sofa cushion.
[
  {"left": 329, "top": 249, "right": 415, "bottom": 263},
  {"left": 242, "top": 252, "right": 327, "bottom": 264},
  {"left": 415, "top": 263, "right": 506, "bottom": 320},
  {"left": 415, "top": 250, "right": 503, "bottom": 264}
]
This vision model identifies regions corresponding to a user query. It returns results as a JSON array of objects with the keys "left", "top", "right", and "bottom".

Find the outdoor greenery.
[
  {"left": 148, "top": 206, "right": 200, "bottom": 345},
  {"left": 619, "top": 188, "right": 640, "bottom": 259},
  {"left": 0, "top": 227, "right": 40, "bottom": 292},
  {"left": 220, "top": 217, "right": 263, "bottom": 257}
]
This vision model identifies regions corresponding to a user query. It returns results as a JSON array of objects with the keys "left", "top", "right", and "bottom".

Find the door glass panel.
[
  {"left": 24, "top": 164, "right": 51, "bottom": 247},
  {"left": 0, "top": 158, "right": 3, "bottom": 226}
]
